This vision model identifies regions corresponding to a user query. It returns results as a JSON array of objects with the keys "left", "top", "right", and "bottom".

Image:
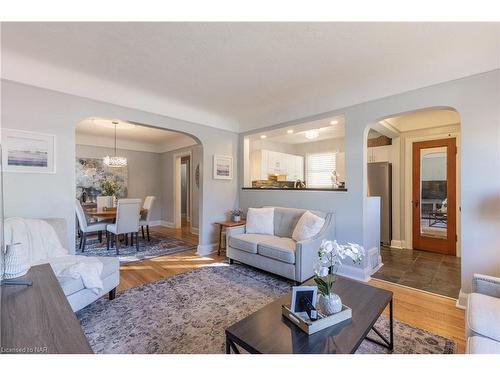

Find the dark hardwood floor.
[{"left": 372, "top": 246, "right": 461, "bottom": 298}]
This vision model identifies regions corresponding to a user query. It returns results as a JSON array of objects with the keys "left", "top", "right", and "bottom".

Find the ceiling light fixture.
[
  {"left": 305, "top": 129, "right": 320, "bottom": 140},
  {"left": 287, "top": 129, "right": 294, "bottom": 134},
  {"left": 103, "top": 121, "right": 127, "bottom": 168},
  {"left": 330, "top": 120, "right": 339, "bottom": 125},
  {"left": 260, "top": 135, "right": 267, "bottom": 139}
]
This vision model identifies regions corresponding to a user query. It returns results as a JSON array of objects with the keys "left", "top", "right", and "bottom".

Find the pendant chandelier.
[{"left": 103, "top": 121, "right": 127, "bottom": 168}]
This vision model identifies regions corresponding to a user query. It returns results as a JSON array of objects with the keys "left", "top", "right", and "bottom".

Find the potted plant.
[
  {"left": 230, "top": 209, "right": 244, "bottom": 222},
  {"left": 99, "top": 177, "right": 119, "bottom": 207},
  {"left": 314, "top": 240, "right": 365, "bottom": 315}
]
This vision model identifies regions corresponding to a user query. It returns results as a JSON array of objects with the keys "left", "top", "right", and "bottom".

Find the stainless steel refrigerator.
[{"left": 367, "top": 162, "right": 392, "bottom": 246}]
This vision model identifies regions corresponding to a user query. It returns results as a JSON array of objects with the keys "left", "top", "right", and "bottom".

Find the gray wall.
[
  {"left": 76, "top": 144, "right": 163, "bottom": 221},
  {"left": 1, "top": 80, "right": 239, "bottom": 253},
  {"left": 240, "top": 70, "right": 500, "bottom": 295},
  {"left": 161, "top": 144, "right": 202, "bottom": 230}
]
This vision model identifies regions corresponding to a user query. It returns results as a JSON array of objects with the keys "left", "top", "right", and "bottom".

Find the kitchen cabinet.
[
  {"left": 368, "top": 145, "right": 392, "bottom": 163},
  {"left": 250, "top": 150, "right": 304, "bottom": 181}
]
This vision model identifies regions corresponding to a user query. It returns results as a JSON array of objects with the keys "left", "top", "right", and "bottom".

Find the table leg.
[
  {"left": 218, "top": 225, "right": 223, "bottom": 256},
  {"left": 389, "top": 298, "right": 394, "bottom": 351},
  {"left": 225, "top": 336, "right": 231, "bottom": 354}
]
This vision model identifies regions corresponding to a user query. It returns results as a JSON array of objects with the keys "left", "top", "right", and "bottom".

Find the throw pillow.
[
  {"left": 245, "top": 207, "right": 274, "bottom": 235},
  {"left": 292, "top": 211, "right": 325, "bottom": 242}
]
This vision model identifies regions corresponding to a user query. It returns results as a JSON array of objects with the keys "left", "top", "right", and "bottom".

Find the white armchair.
[
  {"left": 139, "top": 196, "right": 156, "bottom": 241},
  {"left": 465, "top": 273, "right": 500, "bottom": 354}
]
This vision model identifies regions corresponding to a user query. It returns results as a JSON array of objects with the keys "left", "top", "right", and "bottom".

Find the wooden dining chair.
[
  {"left": 139, "top": 196, "right": 156, "bottom": 241},
  {"left": 106, "top": 198, "right": 142, "bottom": 254},
  {"left": 75, "top": 199, "right": 109, "bottom": 252}
]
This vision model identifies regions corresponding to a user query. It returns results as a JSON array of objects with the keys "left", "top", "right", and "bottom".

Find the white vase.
[
  {"left": 3, "top": 243, "right": 30, "bottom": 279},
  {"left": 319, "top": 293, "right": 342, "bottom": 316},
  {"left": 233, "top": 215, "right": 241, "bottom": 222}
]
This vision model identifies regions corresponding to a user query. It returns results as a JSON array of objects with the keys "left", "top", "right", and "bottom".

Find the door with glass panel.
[{"left": 412, "top": 138, "right": 456, "bottom": 255}]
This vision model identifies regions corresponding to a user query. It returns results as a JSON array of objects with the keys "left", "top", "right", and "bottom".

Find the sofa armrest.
[
  {"left": 225, "top": 225, "right": 246, "bottom": 247},
  {"left": 472, "top": 274, "right": 500, "bottom": 298},
  {"left": 295, "top": 214, "right": 334, "bottom": 282}
]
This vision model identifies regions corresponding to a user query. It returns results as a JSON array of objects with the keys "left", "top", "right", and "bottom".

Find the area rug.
[
  {"left": 77, "top": 264, "right": 456, "bottom": 354},
  {"left": 75, "top": 232, "right": 197, "bottom": 263}
]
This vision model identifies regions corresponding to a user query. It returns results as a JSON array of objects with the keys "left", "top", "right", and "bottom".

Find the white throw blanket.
[{"left": 4, "top": 218, "right": 104, "bottom": 294}]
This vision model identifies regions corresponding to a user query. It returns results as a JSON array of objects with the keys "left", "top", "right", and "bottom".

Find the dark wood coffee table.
[{"left": 225, "top": 276, "right": 393, "bottom": 354}]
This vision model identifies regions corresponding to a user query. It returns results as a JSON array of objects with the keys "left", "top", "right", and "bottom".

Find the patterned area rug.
[
  {"left": 77, "top": 264, "right": 456, "bottom": 354},
  {"left": 75, "top": 232, "right": 197, "bottom": 263}
]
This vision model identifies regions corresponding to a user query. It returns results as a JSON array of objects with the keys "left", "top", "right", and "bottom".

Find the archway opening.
[
  {"left": 364, "top": 107, "right": 461, "bottom": 298},
  {"left": 74, "top": 116, "right": 203, "bottom": 260}
]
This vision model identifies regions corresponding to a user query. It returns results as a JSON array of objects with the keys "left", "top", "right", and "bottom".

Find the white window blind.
[{"left": 306, "top": 153, "right": 337, "bottom": 188}]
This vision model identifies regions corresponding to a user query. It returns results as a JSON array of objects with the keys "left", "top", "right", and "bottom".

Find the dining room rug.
[
  {"left": 75, "top": 232, "right": 197, "bottom": 263},
  {"left": 77, "top": 263, "right": 456, "bottom": 354}
]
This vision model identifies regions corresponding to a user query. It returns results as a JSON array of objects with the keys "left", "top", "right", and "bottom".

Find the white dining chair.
[
  {"left": 139, "top": 196, "right": 156, "bottom": 241},
  {"left": 75, "top": 199, "right": 109, "bottom": 252},
  {"left": 97, "top": 196, "right": 112, "bottom": 210},
  {"left": 106, "top": 198, "right": 142, "bottom": 254}
]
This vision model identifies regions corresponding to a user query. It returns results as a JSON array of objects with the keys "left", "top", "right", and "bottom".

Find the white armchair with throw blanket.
[
  {"left": 226, "top": 207, "right": 335, "bottom": 283},
  {"left": 4, "top": 217, "right": 119, "bottom": 312},
  {"left": 465, "top": 273, "right": 500, "bottom": 354}
]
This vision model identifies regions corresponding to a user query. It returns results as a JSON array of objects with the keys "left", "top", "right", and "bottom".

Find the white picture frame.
[
  {"left": 1, "top": 129, "right": 56, "bottom": 174},
  {"left": 290, "top": 285, "right": 318, "bottom": 313},
  {"left": 213, "top": 154, "right": 233, "bottom": 180}
]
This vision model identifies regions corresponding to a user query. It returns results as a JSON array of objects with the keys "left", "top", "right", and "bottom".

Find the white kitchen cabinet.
[
  {"left": 368, "top": 145, "right": 392, "bottom": 163},
  {"left": 250, "top": 149, "right": 304, "bottom": 181}
]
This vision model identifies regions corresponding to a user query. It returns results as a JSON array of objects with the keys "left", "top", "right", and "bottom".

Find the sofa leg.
[
  {"left": 109, "top": 288, "right": 116, "bottom": 300},
  {"left": 228, "top": 258, "right": 234, "bottom": 265}
]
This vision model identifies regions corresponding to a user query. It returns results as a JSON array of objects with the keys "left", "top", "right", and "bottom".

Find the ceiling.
[
  {"left": 2, "top": 23, "right": 498, "bottom": 133},
  {"left": 247, "top": 115, "right": 344, "bottom": 144},
  {"left": 76, "top": 117, "right": 197, "bottom": 153},
  {"left": 383, "top": 109, "right": 460, "bottom": 132}
]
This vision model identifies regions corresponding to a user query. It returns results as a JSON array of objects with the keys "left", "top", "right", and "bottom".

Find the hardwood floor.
[{"left": 117, "top": 225, "right": 466, "bottom": 353}]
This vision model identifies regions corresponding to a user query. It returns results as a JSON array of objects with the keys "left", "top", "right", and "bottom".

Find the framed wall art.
[
  {"left": 1, "top": 129, "right": 56, "bottom": 174},
  {"left": 213, "top": 154, "right": 233, "bottom": 180}
]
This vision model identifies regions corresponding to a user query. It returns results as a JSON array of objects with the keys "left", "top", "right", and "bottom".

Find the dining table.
[{"left": 85, "top": 207, "right": 146, "bottom": 221}]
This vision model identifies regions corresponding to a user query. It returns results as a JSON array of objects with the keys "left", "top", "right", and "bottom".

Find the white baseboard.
[
  {"left": 149, "top": 220, "right": 175, "bottom": 228},
  {"left": 456, "top": 289, "right": 468, "bottom": 310},
  {"left": 190, "top": 227, "right": 199, "bottom": 235},
  {"left": 336, "top": 263, "right": 372, "bottom": 282},
  {"left": 196, "top": 243, "right": 218, "bottom": 256},
  {"left": 390, "top": 240, "right": 406, "bottom": 249}
]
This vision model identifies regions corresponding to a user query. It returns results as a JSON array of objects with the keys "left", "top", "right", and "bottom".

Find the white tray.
[{"left": 282, "top": 304, "right": 352, "bottom": 335}]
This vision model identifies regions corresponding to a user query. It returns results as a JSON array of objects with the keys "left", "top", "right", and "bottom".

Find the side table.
[{"left": 214, "top": 220, "right": 246, "bottom": 256}]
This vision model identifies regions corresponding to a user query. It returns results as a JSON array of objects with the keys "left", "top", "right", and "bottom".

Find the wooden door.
[{"left": 412, "top": 138, "right": 456, "bottom": 255}]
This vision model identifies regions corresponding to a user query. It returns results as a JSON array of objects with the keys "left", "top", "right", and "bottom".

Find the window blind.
[{"left": 306, "top": 152, "right": 337, "bottom": 188}]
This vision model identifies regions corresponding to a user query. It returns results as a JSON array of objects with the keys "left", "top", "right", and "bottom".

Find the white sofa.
[
  {"left": 226, "top": 207, "right": 334, "bottom": 283},
  {"left": 465, "top": 273, "right": 500, "bottom": 354},
  {"left": 42, "top": 218, "right": 120, "bottom": 312}
]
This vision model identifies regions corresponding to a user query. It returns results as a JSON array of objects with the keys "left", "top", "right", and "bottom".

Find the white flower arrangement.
[{"left": 314, "top": 240, "right": 365, "bottom": 296}]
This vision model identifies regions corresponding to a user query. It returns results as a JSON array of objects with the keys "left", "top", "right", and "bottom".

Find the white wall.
[
  {"left": 1, "top": 80, "right": 239, "bottom": 254},
  {"left": 240, "top": 70, "right": 500, "bottom": 296},
  {"left": 76, "top": 144, "right": 164, "bottom": 221}
]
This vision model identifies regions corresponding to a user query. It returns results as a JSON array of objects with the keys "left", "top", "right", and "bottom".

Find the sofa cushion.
[
  {"left": 246, "top": 207, "right": 275, "bottom": 235},
  {"left": 99, "top": 256, "right": 120, "bottom": 279},
  {"left": 292, "top": 211, "right": 325, "bottom": 242},
  {"left": 257, "top": 237, "right": 296, "bottom": 264},
  {"left": 229, "top": 233, "right": 275, "bottom": 254},
  {"left": 467, "top": 292, "right": 500, "bottom": 341},
  {"left": 467, "top": 336, "right": 500, "bottom": 354},
  {"left": 273, "top": 207, "right": 326, "bottom": 238}
]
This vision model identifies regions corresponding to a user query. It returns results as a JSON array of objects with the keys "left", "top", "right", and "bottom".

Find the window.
[{"left": 306, "top": 152, "right": 337, "bottom": 188}]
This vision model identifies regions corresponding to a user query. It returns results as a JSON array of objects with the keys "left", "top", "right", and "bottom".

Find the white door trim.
[{"left": 173, "top": 150, "right": 192, "bottom": 230}]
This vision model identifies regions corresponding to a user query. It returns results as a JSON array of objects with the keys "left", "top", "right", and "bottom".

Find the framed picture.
[
  {"left": 290, "top": 285, "right": 318, "bottom": 314},
  {"left": 1, "top": 129, "right": 56, "bottom": 174},
  {"left": 213, "top": 154, "right": 233, "bottom": 180}
]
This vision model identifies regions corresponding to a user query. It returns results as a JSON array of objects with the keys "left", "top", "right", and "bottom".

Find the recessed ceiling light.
[
  {"left": 330, "top": 120, "right": 339, "bottom": 125},
  {"left": 287, "top": 129, "right": 294, "bottom": 134},
  {"left": 260, "top": 135, "right": 267, "bottom": 139},
  {"left": 305, "top": 129, "right": 320, "bottom": 140}
]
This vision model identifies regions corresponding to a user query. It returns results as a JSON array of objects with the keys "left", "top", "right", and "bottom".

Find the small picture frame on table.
[{"left": 290, "top": 285, "right": 318, "bottom": 314}]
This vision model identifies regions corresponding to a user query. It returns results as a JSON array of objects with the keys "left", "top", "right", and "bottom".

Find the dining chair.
[
  {"left": 97, "top": 196, "right": 112, "bottom": 210},
  {"left": 139, "top": 196, "right": 156, "bottom": 241},
  {"left": 75, "top": 199, "right": 109, "bottom": 252},
  {"left": 106, "top": 198, "right": 142, "bottom": 254}
]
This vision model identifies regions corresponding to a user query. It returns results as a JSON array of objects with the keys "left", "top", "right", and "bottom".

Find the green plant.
[
  {"left": 230, "top": 209, "right": 244, "bottom": 217},
  {"left": 100, "top": 177, "right": 119, "bottom": 196}
]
